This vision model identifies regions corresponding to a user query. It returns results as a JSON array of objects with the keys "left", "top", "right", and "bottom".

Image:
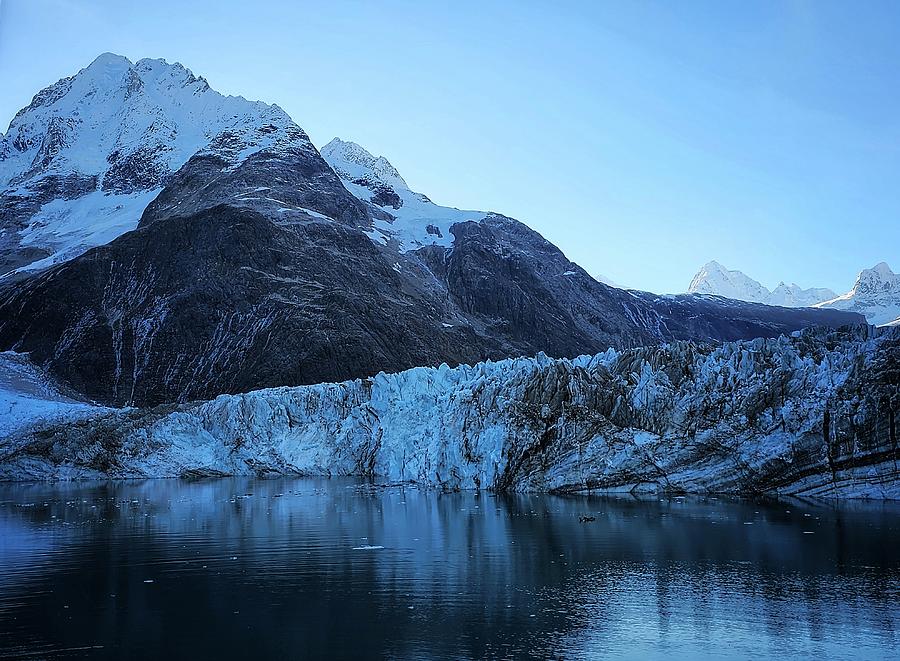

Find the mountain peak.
[
  {"left": 864, "top": 261, "right": 895, "bottom": 279},
  {"left": 814, "top": 262, "right": 899, "bottom": 325},
  {"left": 321, "top": 137, "right": 407, "bottom": 190},
  {"left": 688, "top": 261, "right": 770, "bottom": 303},
  {"left": 848, "top": 262, "right": 898, "bottom": 297},
  {"left": 0, "top": 52, "right": 309, "bottom": 275},
  {"left": 687, "top": 261, "right": 836, "bottom": 308},
  {"left": 321, "top": 136, "right": 487, "bottom": 252},
  {"left": 86, "top": 52, "right": 133, "bottom": 71}
]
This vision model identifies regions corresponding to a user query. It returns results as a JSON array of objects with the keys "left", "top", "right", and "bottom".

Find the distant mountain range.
[
  {"left": 688, "top": 260, "right": 899, "bottom": 326},
  {"left": 688, "top": 261, "right": 836, "bottom": 307},
  {"left": 0, "top": 54, "right": 862, "bottom": 407}
]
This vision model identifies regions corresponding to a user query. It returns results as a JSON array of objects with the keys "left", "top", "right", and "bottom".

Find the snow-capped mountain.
[
  {"left": 688, "top": 261, "right": 836, "bottom": 307},
  {"left": 814, "top": 262, "right": 900, "bottom": 327},
  {"left": 768, "top": 282, "right": 839, "bottom": 308},
  {"left": 0, "top": 55, "right": 863, "bottom": 408},
  {"left": 689, "top": 260, "right": 900, "bottom": 326},
  {"left": 0, "top": 53, "right": 305, "bottom": 276},
  {"left": 688, "top": 261, "right": 772, "bottom": 303}
]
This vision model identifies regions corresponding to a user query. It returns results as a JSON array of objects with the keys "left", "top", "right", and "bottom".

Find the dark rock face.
[
  {"left": 424, "top": 215, "right": 659, "bottom": 355},
  {"left": 28, "top": 117, "right": 77, "bottom": 176},
  {"left": 0, "top": 204, "right": 475, "bottom": 405},
  {"left": 629, "top": 291, "right": 864, "bottom": 342},
  {"left": 138, "top": 136, "right": 369, "bottom": 230},
  {"left": 0, "top": 156, "right": 863, "bottom": 408},
  {"left": 102, "top": 144, "right": 171, "bottom": 193},
  {"left": 361, "top": 181, "right": 402, "bottom": 209}
]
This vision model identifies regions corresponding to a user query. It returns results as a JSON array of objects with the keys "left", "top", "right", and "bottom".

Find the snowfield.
[
  {"left": 2, "top": 326, "right": 897, "bottom": 498},
  {"left": 0, "top": 352, "right": 108, "bottom": 440}
]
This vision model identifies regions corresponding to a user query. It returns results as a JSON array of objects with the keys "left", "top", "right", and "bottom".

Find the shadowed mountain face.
[
  {"left": 0, "top": 56, "right": 863, "bottom": 407},
  {"left": 628, "top": 291, "right": 862, "bottom": 342}
]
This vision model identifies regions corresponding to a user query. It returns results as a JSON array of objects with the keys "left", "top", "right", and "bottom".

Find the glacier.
[{"left": 2, "top": 325, "right": 897, "bottom": 498}]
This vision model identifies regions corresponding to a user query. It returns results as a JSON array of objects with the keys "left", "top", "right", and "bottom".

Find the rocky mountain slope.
[
  {"left": 320, "top": 137, "right": 484, "bottom": 252},
  {"left": 0, "top": 55, "right": 863, "bottom": 408},
  {"left": 3, "top": 326, "right": 897, "bottom": 499},
  {"left": 814, "top": 262, "right": 900, "bottom": 327},
  {"left": 628, "top": 291, "right": 857, "bottom": 341},
  {"left": 688, "top": 261, "right": 836, "bottom": 307}
]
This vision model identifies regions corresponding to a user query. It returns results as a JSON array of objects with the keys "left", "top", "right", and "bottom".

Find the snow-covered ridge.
[
  {"left": 0, "top": 53, "right": 309, "bottom": 275},
  {"left": 321, "top": 137, "right": 408, "bottom": 191},
  {"left": 3, "top": 326, "right": 897, "bottom": 498},
  {"left": 814, "top": 262, "right": 900, "bottom": 327},
  {"left": 321, "top": 137, "right": 487, "bottom": 252},
  {"left": 687, "top": 261, "right": 836, "bottom": 308}
]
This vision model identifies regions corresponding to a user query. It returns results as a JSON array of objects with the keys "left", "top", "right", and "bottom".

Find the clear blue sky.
[{"left": 1, "top": 0, "right": 897, "bottom": 294}]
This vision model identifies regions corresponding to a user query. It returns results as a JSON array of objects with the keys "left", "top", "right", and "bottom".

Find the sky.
[{"left": 1, "top": 0, "right": 898, "bottom": 294}]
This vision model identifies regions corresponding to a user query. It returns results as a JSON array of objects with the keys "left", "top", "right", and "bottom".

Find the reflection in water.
[{"left": 0, "top": 479, "right": 898, "bottom": 659}]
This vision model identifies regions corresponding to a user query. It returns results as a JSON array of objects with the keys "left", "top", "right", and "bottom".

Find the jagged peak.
[
  {"left": 322, "top": 137, "right": 370, "bottom": 158},
  {"left": 0, "top": 53, "right": 318, "bottom": 273},
  {"left": 687, "top": 261, "right": 766, "bottom": 297},
  {"left": 687, "top": 261, "right": 838, "bottom": 308},
  {"left": 695, "top": 260, "right": 727, "bottom": 275},
  {"left": 815, "top": 262, "right": 899, "bottom": 325},
  {"left": 850, "top": 262, "right": 898, "bottom": 294},
  {"left": 862, "top": 261, "right": 895, "bottom": 278},
  {"left": 321, "top": 137, "right": 407, "bottom": 189}
]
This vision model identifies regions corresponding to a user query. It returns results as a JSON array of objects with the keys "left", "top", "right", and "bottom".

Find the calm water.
[{"left": 0, "top": 479, "right": 898, "bottom": 660}]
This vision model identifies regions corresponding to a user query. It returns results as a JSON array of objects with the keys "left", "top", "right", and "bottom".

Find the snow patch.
[
  {"left": 321, "top": 138, "right": 486, "bottom": 252},
  {"left": 0, "top": 352, "right": 109, "bottom": 439},
  {"left": 5, "top": 188, "right": 161, "bottom": 276}
]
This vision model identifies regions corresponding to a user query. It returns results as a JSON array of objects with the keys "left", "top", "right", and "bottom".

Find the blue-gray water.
[{"left": 0, "top": 479, "right": 898, "bottom": 660}]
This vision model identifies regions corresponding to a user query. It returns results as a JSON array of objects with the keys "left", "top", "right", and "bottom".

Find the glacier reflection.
[{"left": 0, "top": 478, "right": 898, "bottom": 660}]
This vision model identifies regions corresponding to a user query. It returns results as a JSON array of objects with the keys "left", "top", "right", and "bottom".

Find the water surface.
[{"left": 0, "top": 479, "right": 898, "bottom": 659}]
